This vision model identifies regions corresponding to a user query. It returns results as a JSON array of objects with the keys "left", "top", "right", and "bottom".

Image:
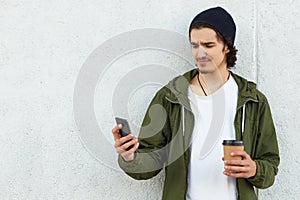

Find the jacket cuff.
[
  {"left": 248, "top": 160, "right": 261, "bottom": 181},
  {"left": 247, "top": 160, "right": 272, "bottom": 189},
  {"left": 118, "top": 153, "right": 139, "bottom": 171}
]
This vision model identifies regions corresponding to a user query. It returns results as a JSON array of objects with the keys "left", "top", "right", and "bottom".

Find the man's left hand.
[{"left": 223, "top": 150, "right": 257, "bottom": 178}]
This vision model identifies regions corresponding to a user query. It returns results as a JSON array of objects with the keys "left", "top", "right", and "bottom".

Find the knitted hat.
[{"left": 189, "top": 7, "right": 236, "bottom": 47}]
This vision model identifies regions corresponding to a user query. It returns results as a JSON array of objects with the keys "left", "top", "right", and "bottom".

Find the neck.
[{"left": 198, "top": 68, "right": 230, "bottom": 95}]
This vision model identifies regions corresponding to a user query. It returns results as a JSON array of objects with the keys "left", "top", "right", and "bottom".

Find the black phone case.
[{"left": 115, "top": 117, "right": 132, "bottom": 137}]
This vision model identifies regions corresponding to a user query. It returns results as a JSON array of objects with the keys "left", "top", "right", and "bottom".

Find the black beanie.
[{"left": 189, "top": 7, "right": 236, "bottom": 47}]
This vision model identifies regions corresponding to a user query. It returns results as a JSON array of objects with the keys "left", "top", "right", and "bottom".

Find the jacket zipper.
[
  {"left": 235, "top": 98, "right": 258, "bottom": 199},
  {"left": 164, "top": 96, "right": 193, "bottom": 136},
  {"left": 165, "top": 96, "right": 193, "bottom": 199},
  {"left": 236, "top": 99, "right": 258, "bottom": 139}
]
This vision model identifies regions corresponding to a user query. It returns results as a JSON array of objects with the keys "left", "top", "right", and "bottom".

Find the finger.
[
  {"left": 223, "top": 171, "right": 246, "bottom": 178},
  {"left": 114, "top": 135, "right": 136, "bottom": 151},
  {"left": 118, "top": 134, "right": 136, "bottom": 144},
  {"left": 224, "top": 169, "right": 254, "bottom": 178},
  {"left": 114, "top": 134, "right": 133, "bottom": 147},
  {"left": 121, "top": 138, "right": 138, "bottom": 151},
  {"left": 224, "top": 165, "right": 249, "bottom": 173},
  {"left": 224, "top": 159, "right": 245, "bottom": 166},
  {"left": 230, "top": 150, "right": 248, "bottom": 158},
  {"left": 120, "top": 142, "right": 139, "bottom": 158},
  {"left": 126, "top": 141, "right": 139, "bottom": 154},
  {"left": 112, "top": 124, "right": 122, "bottom": 132},
  {"left": 112, "top": 124, "right": 122, "bottom": 140},
  {"left": 243, "top": 153, "right": 252, "bottom": 160},
  {"left": 116, "top": 146, "right": 126, "bottom": 154}
]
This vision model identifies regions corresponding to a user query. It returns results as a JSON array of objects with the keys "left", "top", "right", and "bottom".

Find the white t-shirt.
[{"left": 186, "top": 75, "right": 239, "bottom": 200}]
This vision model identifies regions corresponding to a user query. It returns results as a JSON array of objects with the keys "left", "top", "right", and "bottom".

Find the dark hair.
[{"left": 189, "top": 22, "right": 238, "bottom": 68}]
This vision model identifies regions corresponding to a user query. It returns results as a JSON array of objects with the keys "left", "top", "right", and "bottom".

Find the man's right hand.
[{"left": 112, "top": 124, "right": 139, "bottom": 162}]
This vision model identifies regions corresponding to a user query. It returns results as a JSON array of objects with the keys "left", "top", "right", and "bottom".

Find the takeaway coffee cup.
[{"left": 222, "top": 140, "right": 244, "bottom": 160}]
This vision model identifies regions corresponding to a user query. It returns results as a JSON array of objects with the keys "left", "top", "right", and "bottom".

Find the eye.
[
  {"left": 205, "top": 44, "right": 214, "bottom": 48},
  {"left": 191, "top": 44, "right": 198, "bottom": 49}
]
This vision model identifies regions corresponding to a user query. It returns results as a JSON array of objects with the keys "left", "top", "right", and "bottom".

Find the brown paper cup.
[{"left": 222, "top": 140, "right": 244, "bottom": 160}]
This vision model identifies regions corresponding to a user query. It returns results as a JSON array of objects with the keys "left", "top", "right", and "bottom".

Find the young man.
[{"left": 112, "top": 7, "right": 280, "bottom": 200}]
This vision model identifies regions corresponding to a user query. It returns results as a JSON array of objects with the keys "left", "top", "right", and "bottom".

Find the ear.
[{"left": 224, "top": 45, "right": 230, "bottom": 54}]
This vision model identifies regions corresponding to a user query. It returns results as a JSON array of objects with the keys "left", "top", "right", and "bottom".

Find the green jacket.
[{"left": 119, "top": 69, "right": 280, "bottom": 200}]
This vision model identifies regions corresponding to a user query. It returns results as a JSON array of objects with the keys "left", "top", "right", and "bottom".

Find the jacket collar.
[
  {"left": 165, "top": 69, "right": 198, "bottom": 111},
  {"left": 230, "top": 72, "right": 259, "bottom": 108},
  {"left": 165, "top": 69, "right": 259, "bottom": 109}
]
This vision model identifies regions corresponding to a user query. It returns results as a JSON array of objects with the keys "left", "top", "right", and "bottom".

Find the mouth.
[
  {"left": 196, "top": 59, "right": 210, "bottom": 65},
  {"left": 197, "top": 58, "right": 210, "bottom": 62}
]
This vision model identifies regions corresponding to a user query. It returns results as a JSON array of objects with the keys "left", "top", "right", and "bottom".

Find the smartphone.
[
  {"left": 115, "top": 117, "right": 132, "bottom": 137},
  {"left": 115, "top": 117, "right": 134, "bottom": 151}
]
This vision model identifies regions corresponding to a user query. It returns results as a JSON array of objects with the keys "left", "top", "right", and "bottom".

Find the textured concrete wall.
[{"left": 1, "top": 0, "right": 299, "bottom": 199}]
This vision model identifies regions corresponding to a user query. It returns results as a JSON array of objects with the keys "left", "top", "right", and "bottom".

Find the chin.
[
  {"left": 197, "top": 67, "right": 211, "bottom": 74},
  {"left": 197, "top": 65, "right": 217, "bottom": 74}
]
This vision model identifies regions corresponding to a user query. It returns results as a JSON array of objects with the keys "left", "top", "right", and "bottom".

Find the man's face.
[{"left": 190, "top": 28, "right": 229, "bottom": 74}]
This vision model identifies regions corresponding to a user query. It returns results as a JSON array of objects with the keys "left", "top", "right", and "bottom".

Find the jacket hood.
[{"left": 165, "top": 68, "right": 259, "bottom": 109}]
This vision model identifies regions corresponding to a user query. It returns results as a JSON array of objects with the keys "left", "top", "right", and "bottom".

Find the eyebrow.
[{"left": 190, "top": 41, "right": 216, "bottom": 45}]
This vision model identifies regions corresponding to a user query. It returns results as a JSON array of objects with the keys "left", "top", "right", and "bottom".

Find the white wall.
[{"left": 1, "top": 0, "right": 299, "bottom": 199}]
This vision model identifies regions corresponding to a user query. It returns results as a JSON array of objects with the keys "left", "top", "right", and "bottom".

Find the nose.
[{"left": 196, "top": 46, "right": 207, "bottom": 58}]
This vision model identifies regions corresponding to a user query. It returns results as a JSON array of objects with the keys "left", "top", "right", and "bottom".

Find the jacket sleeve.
[
  {"left": 247, "top": 98, "right": 280, "bottom": 189},
  {"left": 118, "top": 89, "right": 171, "bottom": 180}
]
